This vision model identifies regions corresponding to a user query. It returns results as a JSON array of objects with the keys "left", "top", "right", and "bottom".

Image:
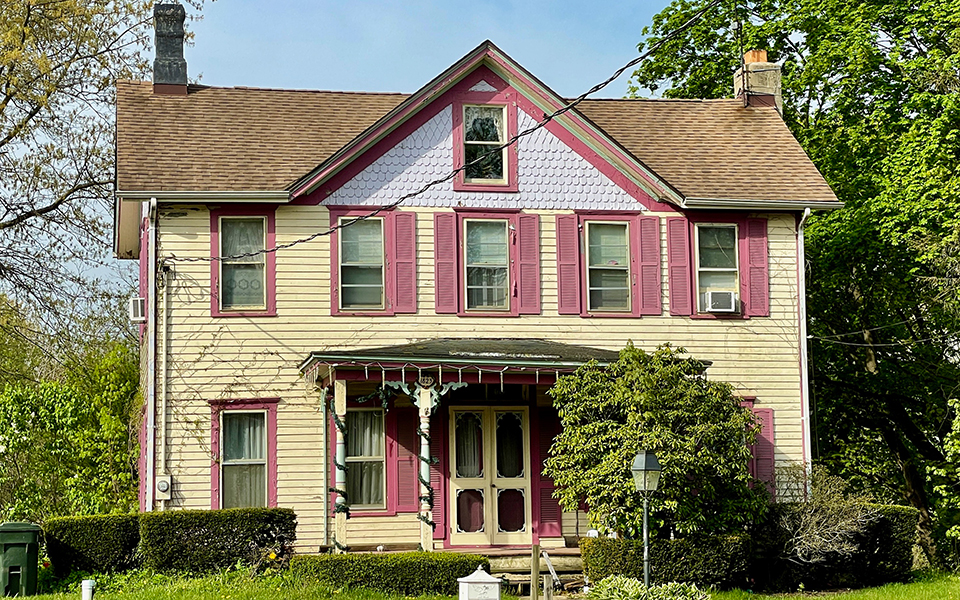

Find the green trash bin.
[{"left": 0, "top": 522, "right": 41, "bottom": 597}]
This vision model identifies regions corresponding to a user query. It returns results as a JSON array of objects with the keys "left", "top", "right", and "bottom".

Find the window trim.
[
  {"left": 209, "top": 397, "right": 279, "bottom": 510},
  {"left": 345, "top": 407, "right": 387, "bottom": 511},
  {"left": 461, "top": 104, "right": 509, "bottom": 186},
  {"left": 584, "top": 220, "right": 633, "bottom": 313},
  {"left": 577, "top": 213, "right": 642, "bottom": 318},
  {"left": 452, "top": 89, "right": 519, "bottom": 193},
  {"left": 330, "top": 208, "right": 398, "bottom": 316},
  {"left": 337, "top": 215, "right": 386, "bottom": 312},
  {"left": 694, "top": 223, "right": 741, "bottom": 314},
  {"left": 455, "top": 210, "right": 522, "bottom": 317},
  {"left": 682, "top": 214, "right": 758, "bottom": 320},
  {"left": 463, "top": 218, "right": 511, "bottom": 313},
  {"left": 209, "top": 206, "right": 277, "bottom": 318}
]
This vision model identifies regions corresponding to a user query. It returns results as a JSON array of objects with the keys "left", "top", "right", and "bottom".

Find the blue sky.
[{"left": 185, "top": 1, "right": 674, "bottom": 98}]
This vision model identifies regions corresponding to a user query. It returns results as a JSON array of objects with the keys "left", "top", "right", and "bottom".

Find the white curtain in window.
[
  {"left": 221, "top": 218, "right": 265, "bottom": 308},
  {"left": 346, "top": 411, "right": 384, "bottom": 506},
  {"left": 222, "top": 412, "right": 266, "bottom": 508},
  {"left": 456, "top": 412, "right": 483, "bottom": 478}
]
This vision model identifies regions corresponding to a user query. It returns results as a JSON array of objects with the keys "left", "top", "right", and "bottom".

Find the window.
[
  {"left": 346, "top": 409, "right": 386, "bottom": 509},
  {"left": 220, "top": 411, "right": 267, "bottom": 508},
  {"left": 555, "top": 214, "right": 661, "bottom": 317},
  {"left": 339, "top": 218, "right": 384, "bottom": 310},
  {"left": 464, "top": 219, "right": 510, "bottom": 310},
  {"left": 695, "top": 224, "right": 740, "bottom": 312},
  {"left": 434, "top": 212, "right": 541, "bottom": 316},
  {"left": 463, "top": 105, "right": 506, "bottom": 183},
  {"left": 209, "top": 207, "right": 276, "bottom": 317},
  {"left": 220, "top": 217, "right": 266, "bottom": 310},
  {"left": 586, "top": 222, "right": 631, "bottom": 311}
]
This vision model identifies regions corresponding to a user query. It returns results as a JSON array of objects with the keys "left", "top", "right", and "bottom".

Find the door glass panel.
[
  {"left": 497, "top": 489, "right": 525, "bottom": 532},
  {"left": 496, "top": 412, "right": 524, "bottom": 478},
  {"left": 457, "top": 489, "right": 485, "bottom": 533},
  {"left": 455, "top": 412, "right": 484, "bottom": 478}
]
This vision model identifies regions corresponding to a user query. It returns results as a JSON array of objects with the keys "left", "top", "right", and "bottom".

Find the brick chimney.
[
  {"left": 733, "top": 50, "right": 781, "bottom": 114},
  {"left": 153, "top": 3, "right": 187, "bottom": 95}
]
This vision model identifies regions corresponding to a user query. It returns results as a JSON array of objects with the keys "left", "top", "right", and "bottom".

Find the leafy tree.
[
  {"left": 544, "top": 344, "right": 767, "bottom": 537},
  {"left": 0, "top": 340, "right": 139, "bottom": 522},
  {"left": 628, "top": 0, "right": 960, "bottom": 564}
]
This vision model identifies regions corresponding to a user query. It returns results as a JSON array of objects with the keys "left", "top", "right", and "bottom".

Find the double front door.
[{"left": 449, "top": 407, "right": 531, "bottom": 545}]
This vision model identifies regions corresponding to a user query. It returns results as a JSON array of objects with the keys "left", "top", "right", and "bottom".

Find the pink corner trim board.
[
  {"left": 209, "top": 206, "right": 278, "bottom": 317},
  {"left": 209, "top": 398, "right": 279, "bottom": 510}
]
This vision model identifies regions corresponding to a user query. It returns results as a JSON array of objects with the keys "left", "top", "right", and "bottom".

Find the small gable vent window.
[{"left": 463, "top": 105, "right": 506, "bottom": 183}]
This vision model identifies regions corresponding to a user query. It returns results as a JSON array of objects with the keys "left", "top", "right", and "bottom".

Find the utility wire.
[
  {"left": 812, "top": 319, "right": 918, "bottom": 339},
  {"left": 166, "top": 0, "right": 723, "bottom": 265},
  {"left": 809, "top": 333, "right": 958, "bottom": 348}
]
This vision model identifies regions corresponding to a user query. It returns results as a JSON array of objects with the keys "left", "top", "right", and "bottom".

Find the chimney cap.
[{"left": 743, "top": 49, "right": 768, "bottom": 64}]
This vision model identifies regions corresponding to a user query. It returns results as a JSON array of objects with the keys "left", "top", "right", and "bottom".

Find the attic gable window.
[{"left": 463, "top": 105, "right": 506, "bottom": 183}]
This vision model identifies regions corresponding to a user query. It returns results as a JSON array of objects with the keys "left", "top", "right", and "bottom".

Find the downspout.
[
  {"left": 797, "top": 208, "right": 813, "bottom": 471},
  {"left": 321, "top": 384, "right": 329, "bottom": 547},
  {"left": 159, "top": 261, "right": 170, "bottom": 510},
  {"left": 145, "top": 198, "right": 158, "bottom": 512}
]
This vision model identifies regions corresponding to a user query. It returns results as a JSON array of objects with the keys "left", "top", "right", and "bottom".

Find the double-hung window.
[
  {"left": 220, "top": 411, "right": 267, "bottom": 509},
  {"left": 346, "top": 409, "right": 386, "bottom": 509},
  {"left": 695, "top": 224, "right": 739, "bottom": 312},
  {"left": 463, "top": 105, "right": 507, "bottom": 184},
  {"left": 585, "top": 222, "right": 631, "bottom": 311},
  {"left": 339, "top": 218, "right": 385, "bottom": 310},
  {"left": 220, "top": 217, "right": 266, "bottom": 311},
  {"left": 464, "top": 219, "right": 510, "bottom": 311}
]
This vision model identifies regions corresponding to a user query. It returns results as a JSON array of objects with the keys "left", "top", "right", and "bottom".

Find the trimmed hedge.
[
  {"left": 752, "top": 503, "right": 919, "bottom": 591},
  {"left": 44, "top": 514, "right": 141, "bottom": 577},
  {"left": 580, "top": 534, "right": 751, "bottom": 590},
  {"left": 139, "top": 507, "right": 297, "bottom": 572},
  {"left": 291, "top": 552, "right": 489, "bottom": 595}
]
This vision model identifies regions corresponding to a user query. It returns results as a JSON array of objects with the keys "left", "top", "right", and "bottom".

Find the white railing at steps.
[{"left": 540, "top": 550, "right": 561, "bottom": 589}]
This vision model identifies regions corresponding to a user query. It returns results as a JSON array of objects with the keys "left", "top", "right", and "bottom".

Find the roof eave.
[
  {"left": 116, "top": 190, "right": 290, "bottom": 202},
  {"left": 298, "top": 352, "right": 612, "bottom": 374},
  {"left": 681, "top": 197, "right": 844, "bottom": 211}
]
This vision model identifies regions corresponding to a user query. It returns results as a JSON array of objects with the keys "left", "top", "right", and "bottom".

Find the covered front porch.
[{"left": 299, "top": 338, "right": 618, "bottom": 552}]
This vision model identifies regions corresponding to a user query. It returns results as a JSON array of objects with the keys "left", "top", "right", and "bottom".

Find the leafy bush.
[
  {"left": 139, "top": 508, "right": 296, "bottom": 572},
  {"left": 44, "top": 514, "right": 140, "bottom": 576},
  {"left": 752, "top": 502, "right": 919, "bottom": 591},
  {"left": 291, "top": 552, "right": 489, "bottom": 595},
  {"left": 587, "top": 575, "right": 708, "bottom": 600},
  {"left": 580, "top": 534, "right": 751, "bottom": 590}
]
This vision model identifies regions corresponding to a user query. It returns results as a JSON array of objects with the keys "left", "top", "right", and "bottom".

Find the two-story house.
[{"left": 114, "top": 5, "right": 840, "bottom": 552}]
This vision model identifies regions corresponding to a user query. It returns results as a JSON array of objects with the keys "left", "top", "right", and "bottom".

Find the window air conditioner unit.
[
  {"left": 129, "top": 297, "right": 146, "bottom": 323},
  {"left": 706, "top": 291, "right": 738, "bottom": 313}
]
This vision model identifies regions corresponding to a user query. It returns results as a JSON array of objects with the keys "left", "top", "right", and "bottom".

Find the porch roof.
[{"left": 299, "top": 338, "right": 621, "bottom": 382}]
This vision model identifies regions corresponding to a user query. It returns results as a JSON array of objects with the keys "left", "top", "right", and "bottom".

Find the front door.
[{"left": 449, "top": 407, "right": 531, "bottom": 545}]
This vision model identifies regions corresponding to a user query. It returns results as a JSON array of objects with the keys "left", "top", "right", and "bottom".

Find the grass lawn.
[{"left": 712, "top": 571, "right": 960, "bottom": 599}]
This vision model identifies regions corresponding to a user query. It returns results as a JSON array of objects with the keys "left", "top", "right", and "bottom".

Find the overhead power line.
[{"left": 167, "top": 0, "right": 723, "bottom": 265}]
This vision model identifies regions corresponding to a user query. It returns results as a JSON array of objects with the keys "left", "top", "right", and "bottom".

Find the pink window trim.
[
  {"left": 329, "top": 207, "right": 398, "bottom": 316},
  {"left": 456, "top": 211, "right": 523, "bottom": 317},
  {"left": 209, "top": 397, "right": 279, "bottom": 510},
  {"left": 685, "top": 214, "right": 768, "bottom": 320},
  {"left": 576, "top": 212, "right": 644, "bottom": 318},
  {"left": 209, "top": 206, "right": 278, "bottom": 318}
]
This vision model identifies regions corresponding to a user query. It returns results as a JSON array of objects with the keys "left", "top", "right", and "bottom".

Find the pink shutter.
[
  {"left": 745, "top": 218, "right": 769, "bottom": 317},
  {"left": 393, "top": 212, "right": 417, "bottom": 314},
  {"left": 637, "top": 216, "right": 661, "bottom": 315},
  {"left": 667, "top": 217, "right": 693, "bottom": 316},
  {"left": 430, "top": 413, "right": 447, "bottom": 539},
  {"left": 434, "top": 213, "right": 458, "bottom": 314},
  {"left": 555, "top": 215, "right": 581, "bottom": 315},
  {"left": 517, "top": 214, "right": 541, "bottom": 314},
  {"left": 395, "top": 409, "right": 419, "bottom": 512},
  {"left": 753, "top": 408, "right": 776, "bottom": 498},
  {"left": 537, "top": 408, "right": 563, "bottom": 538}
]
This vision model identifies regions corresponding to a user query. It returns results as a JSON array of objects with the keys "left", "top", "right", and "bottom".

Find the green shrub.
[
  {"left": 752, "top": 502, "right": 919, "bottom": 591},
  {"left": 44, "top": 514, "right": 141, "bottom": 576},
  {"left": 580, "top": 534, "right": 751, "bottom": 590},
  {"left": 587, "top": 576, "right": 709, "bottom": 600},
  {"left": 139, "top": 507, "right": 296, "bottom": 573},
  {"left": 290, "top": 552, "right": 489, "bottom": 595}
]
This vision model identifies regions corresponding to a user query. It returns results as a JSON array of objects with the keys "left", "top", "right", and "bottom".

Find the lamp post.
[{"left": 631, "top": 450, "right": 661, "bottom": 589}]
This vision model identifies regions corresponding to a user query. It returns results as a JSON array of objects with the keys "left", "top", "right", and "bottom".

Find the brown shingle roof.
[{"left": 116, "top": 81, "right": 836, "bottom": 204}]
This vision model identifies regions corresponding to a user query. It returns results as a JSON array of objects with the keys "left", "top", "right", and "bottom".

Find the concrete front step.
[{"left": 489, "top": 554, "right": 582, "bottom": 574}]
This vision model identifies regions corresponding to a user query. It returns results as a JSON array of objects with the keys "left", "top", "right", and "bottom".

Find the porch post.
[
  {"left": 418, "top": 383, "right": 434, "bottom": 551},
  {"left": 334, "top": 379, "right": 348, "bottom": 552}
]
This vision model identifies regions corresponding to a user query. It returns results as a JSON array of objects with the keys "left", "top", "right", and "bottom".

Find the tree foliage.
[
  {"left": 544, "top": 344, "right": 767, "bottom": 537},
  {"left": 0, "top": 340, "right": 139, "bottom": 522},
  {"left": 629, "top": 0, "right": 960, "bottom": 563}
]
